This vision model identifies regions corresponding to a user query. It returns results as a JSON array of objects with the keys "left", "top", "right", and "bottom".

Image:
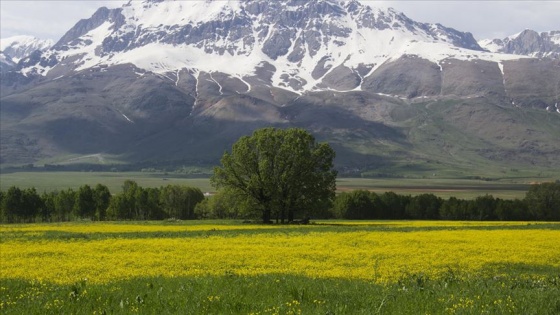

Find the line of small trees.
[
  {"left": 196, "top": 182, "right": 560, "bottom": 222},
  {"left": 0, "top": 180, "right": 204, "bottom": 223},
  {"left": 330, "top": 182, "right": 559, "bottom": 221},
  {"left": 1, "top": 181, "right": 558, "bottom": 224}
]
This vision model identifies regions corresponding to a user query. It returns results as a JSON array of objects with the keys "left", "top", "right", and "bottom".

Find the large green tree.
[{"left": 211, "top": 128, "right": 337, "bottom": 223}]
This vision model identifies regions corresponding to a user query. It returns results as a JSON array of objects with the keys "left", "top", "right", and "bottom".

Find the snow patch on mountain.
[
  {"left": 121, "top": 0, "right": 243, "bottom": 27},
  {"left": 479, "top": 39, "right": 501, "bottom": 53},
  {"left": 69, "top": 21, "right": 118, "bottom": 71},
  {"left": 0, "top": 35, "right": 53, "bottom": 62},
  {"left": 551, "top": 32, "right": 560, "bottom": 45}
]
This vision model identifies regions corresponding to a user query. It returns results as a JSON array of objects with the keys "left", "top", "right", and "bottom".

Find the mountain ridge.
[
  {"left": 10, "top": 0, "right": 502, "bottom": 93},
  {"left": 480, "top": 30, "right": 560, "bottom": 59},
  {"left": 0, "top": 36, "right": 53, "bottom": 75},
  {"left": 0, "top": 35, "right": 53, "bottom": 63}
]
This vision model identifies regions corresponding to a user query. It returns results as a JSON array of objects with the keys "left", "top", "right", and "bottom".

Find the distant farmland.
[{"left": 0, "top": 171, "right": 540, "bottom": 199}]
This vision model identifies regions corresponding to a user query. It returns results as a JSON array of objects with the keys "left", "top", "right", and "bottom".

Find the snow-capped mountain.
[
  {"left": 16, "top": 0, "right": 516, "bottom": 92},
  {"left": 0, "top": 35, "right": 53, "bottom": 63},
  {"left": 1, "top": 0, "right": 559, "bottom": 172},
  {"left": 480, "top": 30, "right": 560, "bottom": 59}
]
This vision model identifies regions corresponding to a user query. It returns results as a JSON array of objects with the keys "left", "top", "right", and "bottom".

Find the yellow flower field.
[
  {"left": 0, "top": 222, "right": 294, "bottom": 234},
  {"left": 1, "top": 221, "right": 559, "bottom": 285}
]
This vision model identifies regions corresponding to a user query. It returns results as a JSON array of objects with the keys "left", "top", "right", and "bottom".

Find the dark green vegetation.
[
  {"left": 212, "top": 128, "right": 337, "bottom": 223},
  {"left": 1, "top": 181, "right": 558, "bottom": 223},
  {"left": 332, "top": 183, "right": 560, "bottom": 221},
  {"left": 2, "top": 270, "right": 559, "bottom": 314},
  {"left": 0, "top": 181, "right": 204, "bottom": 223}
]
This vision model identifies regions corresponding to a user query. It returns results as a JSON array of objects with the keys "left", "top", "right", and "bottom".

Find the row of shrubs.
[
  {"left": 1, "top": 181, "right": 558, "bottom": 223},
  {"left": 331, "top": 187, "right": 558, "bottom": 221},
  {"left": 0, "top": 180, "right": 204, "bottom": 223},
  {"left": 191, "top": 182, "right": 560, "bottom": 222}
]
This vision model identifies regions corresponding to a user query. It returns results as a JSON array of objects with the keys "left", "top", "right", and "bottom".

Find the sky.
[{"left": 1, "top": 0, "right": 559, "bottom": 42}]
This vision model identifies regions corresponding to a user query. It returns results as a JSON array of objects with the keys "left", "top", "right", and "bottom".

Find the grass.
[
  {"left": 0, "top": 171, "right": 552, "bottom": 199},
  {"left": 400, "top": 100, "right": 560, "bottom": 180},
  {"left": 0, "top": 171, "right": 214, "bottom": 194},
  {"left": 1, "top": 221, "right": 559, "bottom": 314},
  {"left": 331, "top": 99, "right": 560, "bottom": 181},
  {"left": 336, "top": 177, "right": 533, "bottom": 199},
  {"left": 2, "top": 273, "right": 559, "bottom": 314}
]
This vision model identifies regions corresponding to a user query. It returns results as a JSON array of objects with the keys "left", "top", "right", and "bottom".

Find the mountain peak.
[
  {"left": 0, "top": 35, "right": 53, "bottom": 63},
  {"left": 16, "top": 0, "right": 490, "bottom": 92},
  {"left": 480, "top": 29, "right": 560, "bottom": 58}
]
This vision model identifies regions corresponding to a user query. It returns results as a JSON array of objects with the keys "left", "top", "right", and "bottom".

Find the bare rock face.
[
  {"left": 55, "top": 7, "right": 126, "bottom": 49},
  {"left": 262, "top": 30, "right": 294, "bottom": 60}
]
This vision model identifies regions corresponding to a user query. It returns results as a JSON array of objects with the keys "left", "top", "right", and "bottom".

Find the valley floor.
[{"left": 1, "top": 171, "right": 553, "bottom": 199}]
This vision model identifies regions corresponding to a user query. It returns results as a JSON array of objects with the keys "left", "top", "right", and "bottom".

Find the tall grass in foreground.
[{"left": 2, "top": 274, "right": 559, "bottom": 314}]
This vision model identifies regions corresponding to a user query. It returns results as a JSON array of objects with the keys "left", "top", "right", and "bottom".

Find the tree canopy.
[
  {"left": 525, "top": 182, "right": 560, "bottom": 220},
  {"left": 211, "top": 127, "right": 337, "bottom": 223}
]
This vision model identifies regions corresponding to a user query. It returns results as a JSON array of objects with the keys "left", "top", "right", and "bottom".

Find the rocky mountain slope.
[
  {"left": 0, "top": 36, "right": 53, "bottom": 74},
  {"left": 0, "top": 53, "right": 16, "bottom": 73},
  {"left": 1, "top": 0, "right": 559, "bottom": 177},
  {"left": 480, "top": 30, "right": 560, "bottom": 59},
  {"left": 0, "top": 35, "right": 53, "bottom": 62}
]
